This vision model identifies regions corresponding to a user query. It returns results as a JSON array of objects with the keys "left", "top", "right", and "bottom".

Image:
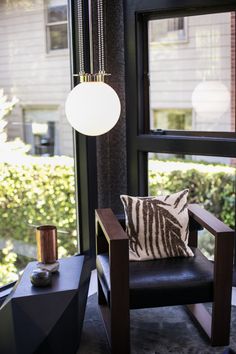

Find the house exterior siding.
[
  {"left": 149, "top": 12, "right": 232, "bottom": 133},
  {"left": 0, "top": 3, "right": 233, "bottom": 157},
  {"left": 0, "top": 0, "right": 72, "bottom": 156}
]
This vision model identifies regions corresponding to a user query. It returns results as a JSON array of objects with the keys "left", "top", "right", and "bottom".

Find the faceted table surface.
[{"left": 0, "top": 255, "right": 90, "bottom": 354}]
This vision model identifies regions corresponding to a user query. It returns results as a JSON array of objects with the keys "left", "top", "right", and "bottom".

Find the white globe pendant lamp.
[
  {"left": 191, "top": 80, "right": 230, "bottom": 119},
  {"left": 65, "top": 0, "right": 121, "bottom": 136},
  {"left": 65, "top": 81, "right": 121, "bottom": 136}
]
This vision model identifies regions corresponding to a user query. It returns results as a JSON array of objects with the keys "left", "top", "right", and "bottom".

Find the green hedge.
[
  {"left": 149, "top": 159, "right": 235, "bottom": 258},
  {"left": 149, "top": 159, "right": 235, "bottom": 228},
  {"left": 0, "top": 157, "right": 77, "bottom": 261},
  {"left": 0, "top": 157, "right": 235, "bottom": 284}
]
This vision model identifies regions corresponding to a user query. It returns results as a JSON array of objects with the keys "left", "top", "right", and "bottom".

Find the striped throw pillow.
[{"left": 120, "top": 190, "right": 194, "bottom": 261}]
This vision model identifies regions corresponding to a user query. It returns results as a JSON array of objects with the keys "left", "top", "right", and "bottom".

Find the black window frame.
[
  {"left": 124, "top": 0, "right": 236, "bottom": 195},
  {"left": 67, "top": 0, "right": 97, "bottom": 260},
  {"left": 124, "top": 0, "right": 236, "bottom": 278},
  {"left": 0, "top": 0, "right": 96, "bottom": 294}
]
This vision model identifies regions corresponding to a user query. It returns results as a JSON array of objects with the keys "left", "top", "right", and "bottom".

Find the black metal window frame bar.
[
  {"left": 0, "top": 0, "right": 96, "bottom": 293},
  {"left": 124, "top": 0, "right": 236, "bottom": 276},
  {"left": 124, "top": 0, "right": 236, "bottom": 195},
  {"left": 67, "top": 0, "right": 97, "bottom": 260}
]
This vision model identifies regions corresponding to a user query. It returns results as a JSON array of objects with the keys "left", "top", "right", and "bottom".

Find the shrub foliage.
[
  {"left": 149, "top": 159, "right": 235, "bottom": 228},
  {"left": 0, "top": 157, "right": 77, "bottom": 285},
  {"left": 149, "top": 159, "right": 235, "bottom": 259},
  {"left": 0, "top": 157, "right": 235, "bottom": 284}
]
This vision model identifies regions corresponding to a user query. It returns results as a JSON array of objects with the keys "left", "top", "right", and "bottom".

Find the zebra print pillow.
[{"left": 120, "top": 189, "right": 194, "bottom": 261}]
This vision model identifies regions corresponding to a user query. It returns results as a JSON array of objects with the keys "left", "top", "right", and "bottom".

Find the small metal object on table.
[{"left": 0, "top": 256, "right": 90, "bottom": 354}]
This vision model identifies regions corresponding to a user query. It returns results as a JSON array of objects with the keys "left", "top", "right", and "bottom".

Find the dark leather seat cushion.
[{"left": 96, "top": 248, "right": 213, "bottom": 309}]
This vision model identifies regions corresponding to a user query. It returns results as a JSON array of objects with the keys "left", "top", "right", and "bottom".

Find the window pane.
[
  {"left": 24, "top": 108, "right": 58, "bottom": 156},
  {"left": 149, "top": 17, "right": 187, "bottom": 43},
  {"left": 148, "top": 12, "right": 235, "bottom": 132},
  {"left": 153, "top": 109, "right": 192, "bottom": 130},
  {"left": 148, "top": 153, "right": 236, "bottom": 259},
  {"left": 48, "top": 5, "right": 67, "bottom": 23},
  {"left": 0, "top": 2, "right": 76, "bottom": 286},
  {"left": 49, "top": 24, "right": 68, "bottom": 50}
]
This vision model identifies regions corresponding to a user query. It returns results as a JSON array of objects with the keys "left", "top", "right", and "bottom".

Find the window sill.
[
  {"left": 0, "top": 281, "right": 16, "bottom": 306},
  {"left": 45, "top": 49, "right": 69, "bottom": 58}
]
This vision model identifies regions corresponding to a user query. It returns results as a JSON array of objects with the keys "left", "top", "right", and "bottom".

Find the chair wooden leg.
[
  {"left": 188, "top": 215, "right": 234, "bottom": 346},
  {"left": 211, "top": 309, "right": 231, "bottom": 346},
  {"left": 186, "top": 303, "right": 211, "bottom": 337},
  {"left": 211, "top": 234, "right": 234, "bottom": 346},
  {"left": 211, "top": 290, "right": 232, "bottom": 346},
  {"left": 97, "top": 275, "right": 107, "bottom": 306},
  {"left": 96, "top": 209, "right": 130, "bottom": 353},
  {"left": 110, "top": 302, "right": 130, "bottom": 354},
  {"left": 97, "top": 277, "right": 130, "bottom": 354},
  {"left": 97, "top": 277, "right": 112, "bottom": 345},
  {"left": 187, "top": 245, "right": 233, "bottom": 347},
  {"left": 187, "top": 298, "right": 232, "bottom": 347}
]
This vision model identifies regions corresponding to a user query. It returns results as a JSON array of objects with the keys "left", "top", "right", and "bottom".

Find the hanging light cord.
[
  {"left": 97, "top": 0, "right": 105, "bottom": 74},
  {"left": 76, "top": 0, "right": 106, "bottom": 81},
  {"left": 77, "top": 0, "right": 85, "bottom": 74}
]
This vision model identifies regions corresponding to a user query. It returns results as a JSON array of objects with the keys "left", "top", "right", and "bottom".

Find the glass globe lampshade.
[
  {"left": 191, "top": 80, "right": 230, "bottom": 119},
  {"left": 65, "top": 81, "right": 121, "bottom": 136}
]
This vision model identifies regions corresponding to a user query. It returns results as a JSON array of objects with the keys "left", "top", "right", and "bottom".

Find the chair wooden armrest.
[
  {"left": 188, "top": 203, "right": 234, "bottom": 291},
  {"left": 95, "top": 208, "right": 130, "bottom": 352},
  {"left": 188, "top": 203, "right": 234, "bottom": 237},
  {"left": 95, "top": 208, "right": 127, "bottom": 241},
  {"left": 187, "top": 204, "right": 235, "bottom": 345},
  {"left": 95, "top": 208, "right": 129, "bottom": 286},
  {"left": 95, "top": 208, "right": 128, "bottom": 253}
]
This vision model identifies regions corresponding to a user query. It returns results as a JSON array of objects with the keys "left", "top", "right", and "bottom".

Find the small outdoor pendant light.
[
  {"left": 191, "top": 80, "right": 230, "bottom": 119},
  {"left": 65, "top": 0, "right": 121, "bottom": 136}
]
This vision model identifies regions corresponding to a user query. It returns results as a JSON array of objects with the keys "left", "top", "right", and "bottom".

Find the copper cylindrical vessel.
[{"left": 36, "top": 225, "right": 58, "bottom": 264}]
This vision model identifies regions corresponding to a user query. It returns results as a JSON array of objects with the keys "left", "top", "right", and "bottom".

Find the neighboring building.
[
  {"left": 0, "top": 0, "right": 72, "bottom": 157},
  {"left": 149, "top": 12, "right": 233, "bottom": 134},
  {"left": 0, "top": 4, "right": 234, "bottom": 158}
]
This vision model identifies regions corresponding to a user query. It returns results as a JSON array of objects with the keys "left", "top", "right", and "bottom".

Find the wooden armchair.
[{"left": 95, "top": 204, "right": 234, "bottom": 354}]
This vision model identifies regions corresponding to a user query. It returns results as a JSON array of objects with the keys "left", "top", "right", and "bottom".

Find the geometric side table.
[{"left": 0, "top": 255, "right": 90, "bottom": 354}]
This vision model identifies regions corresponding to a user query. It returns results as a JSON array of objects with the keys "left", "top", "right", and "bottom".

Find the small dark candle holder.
[{"left": 30, "top": 268, "right": 52, "bottom": 287}]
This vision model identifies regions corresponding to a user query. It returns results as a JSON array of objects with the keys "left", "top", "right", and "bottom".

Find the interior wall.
[{"left": 95, "top": 0, "right": 127, "bottom": 214}]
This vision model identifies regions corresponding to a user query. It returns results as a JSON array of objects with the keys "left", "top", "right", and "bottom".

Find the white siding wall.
[
  {"left": 0, "top": 0, "right": 73, "bottom": 156},
  {"left": 149, "top": 13, "right": 232, "bottom": 132}
]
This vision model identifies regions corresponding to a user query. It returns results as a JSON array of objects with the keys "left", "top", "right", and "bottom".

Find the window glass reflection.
[
  {"left": 148, "top": 12, "right": 235, "bottom": 132},
  {"left": 148, "top": 153, "right": 236, "bottom": 259},
  {"left": 0, "top": 0, "right": 76, "bottom": 286}
]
